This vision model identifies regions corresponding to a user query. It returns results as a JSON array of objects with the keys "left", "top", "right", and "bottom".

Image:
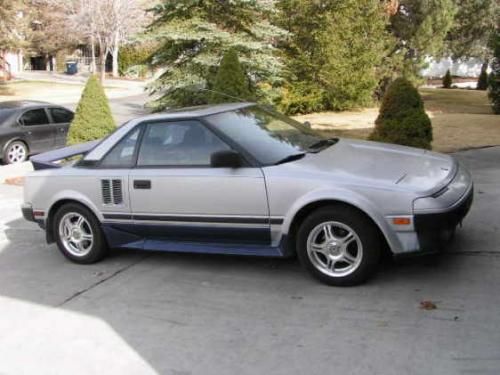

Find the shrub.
[
  {"left": 477, "top": 63, "right": 489, "bottom": 90},
  {"left": 442, "top": 69, "right": 452, "bottom": 89},
  {"left": 488, "top": 32, "right": 500, "bottom": 114},
  {"left": 118, "top": 44, "right": 154, "bottom": 77},
  {"left": 369, "top": 78, "right": 432, "bottom": 149},
  {"left": 209, "top": 49, "right": 253, "bottom": 103},
  {"left": 68, "top": 75, "right": 115, "bottom": 145}
]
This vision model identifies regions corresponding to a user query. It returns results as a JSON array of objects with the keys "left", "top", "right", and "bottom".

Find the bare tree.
[
  {"left": 70, "top": 0, "right": 148, "bottom": 81},
  {"left": 109, "top": 0, "right": 149, "bottom": 78}
]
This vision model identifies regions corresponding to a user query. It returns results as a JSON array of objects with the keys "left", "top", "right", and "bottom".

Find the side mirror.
[
  {"left": 303, "top": 121, "right": 311, "bottom": 128},
  {"left": 210, "top": 150, "right": 242, "bottom": 168}
]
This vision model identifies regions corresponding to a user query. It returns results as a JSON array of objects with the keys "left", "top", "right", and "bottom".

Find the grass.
[{"left": 307, "top": 88, "right": 499, "bottom": 153}]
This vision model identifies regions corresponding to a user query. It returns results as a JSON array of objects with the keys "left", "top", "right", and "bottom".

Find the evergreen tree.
[
  {"left": 443, "top": 69, "right": 453, "bottom": 88},
  {"left": 143, "top": 1, "right": 286, "bottom": 109},
  {"left": 477, "top": 63, "right": 489, "bottom": 90},
  {"left": 447, "top": 0, "right": 499, "bottom": 60},
  {"left": 369, "top": 78, "right": 433, "bottom": 149},
  {"left": 210, "top": 49, "right": 252, "bottom": 103},
  {"left": 276, "top": 0, "right": 392, "bottom": 114},
  {"left": 488, "top": 31, "right": 500, "bottom": 114},
  {"left": 68, "top": 75, "right": 116, "bottom": 145},
  {"left": 389, "top": 0, "right": 457, "bottom": 81}
]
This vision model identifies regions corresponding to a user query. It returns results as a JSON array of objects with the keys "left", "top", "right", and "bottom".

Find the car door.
[
  {"left": 18, "top": 108, "right": 55, "bottom": 153},
  {"left": 48, "top": 107, "right": 74, "bottom": 147},
  {"left": 128, "top": 120, "right": 271, "bottom": 245}
]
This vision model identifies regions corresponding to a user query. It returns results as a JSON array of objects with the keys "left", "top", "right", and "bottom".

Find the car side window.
[
  {"left": 49, "top": 108, "right": 74, "bottom": 123},
  {"left": 100, "top": 127, "right": 141, "bottom": 167},
  {"left": 19, "top": 109, "right": 50, "bottom": 126},
  {"left": 137, "top": 121, "right": 230, "bottom": 167}
]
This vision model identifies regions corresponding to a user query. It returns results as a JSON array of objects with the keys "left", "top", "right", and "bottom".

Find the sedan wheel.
[
  {"left": 5, "top": 141, "right": 28, "bottom": 164},
  {"left": 54, "top": 203, "right": 108, "bottom": 264},
  {"left": 297, "top": 205, "right": 381, "bottom": 286}
]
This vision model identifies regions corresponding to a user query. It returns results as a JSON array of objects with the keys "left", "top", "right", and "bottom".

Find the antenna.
[{"left": 185, "top": 85, "right": 253, "bottom": 103}]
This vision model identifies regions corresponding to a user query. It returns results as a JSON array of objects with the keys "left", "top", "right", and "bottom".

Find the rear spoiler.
[{"left": 30, "top": 140, "right": 100, "bottom": 170}]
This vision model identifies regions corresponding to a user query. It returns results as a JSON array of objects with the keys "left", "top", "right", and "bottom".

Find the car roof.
[
  {"left": 83, "top": 102, "right": 257, "bottom": 161},
  {"left": 0, "top": 100, "right": 52, "bottom": 109}
]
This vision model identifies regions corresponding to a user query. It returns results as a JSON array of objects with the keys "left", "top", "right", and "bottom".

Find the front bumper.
[{"left": 413, "top": 186, "right": 473, "bottom": 252}]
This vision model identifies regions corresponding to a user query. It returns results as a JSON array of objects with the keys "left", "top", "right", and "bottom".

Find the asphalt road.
[{"left": 0, "top": 147, "right": 499, "bottom": 374}]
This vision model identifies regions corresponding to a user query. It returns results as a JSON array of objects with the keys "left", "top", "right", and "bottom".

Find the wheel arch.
[
  {"left": 2, "top": 137, "right": 30, "bottom": 157},
  {"left": 283, "top": 198, "right": 394, "bottom": 256},
  {"left": 45, "top": 197, "right": 101, "bottom": 244}
]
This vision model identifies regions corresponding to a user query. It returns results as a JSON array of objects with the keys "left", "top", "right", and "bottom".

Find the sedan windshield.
[{"left": 205, "top": 106, "right": 328, "bottom": 165}]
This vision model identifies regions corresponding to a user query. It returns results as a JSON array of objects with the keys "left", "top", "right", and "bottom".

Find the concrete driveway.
[{"left": 0, "top": 147, "right": 499, "bottom": 375}]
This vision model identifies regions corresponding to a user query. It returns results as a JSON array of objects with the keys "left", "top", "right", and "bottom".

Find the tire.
[
  {"left": 3, "top": 141, "right": 28, "bottom": 164},
  {"left": 53, "top": 203, "right": 109, "bottom": 264},
  {"left": 296, "top": 205, "right": 381, "bottom": 286}
]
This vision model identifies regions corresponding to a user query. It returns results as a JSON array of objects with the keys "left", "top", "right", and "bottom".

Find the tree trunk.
[
  {"left": 112, "top": 32, "right": 120, "bottom": 78},
  {"left": 99, "top": 49, "right": 106, "bottom": 83},
  {"left": 90, "top": 36, "right": 97, "bottom": 74}
]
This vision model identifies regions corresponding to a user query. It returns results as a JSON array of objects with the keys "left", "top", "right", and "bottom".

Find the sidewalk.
[{"left": 4, "top": 71, "right": 147, "bottom": 104}]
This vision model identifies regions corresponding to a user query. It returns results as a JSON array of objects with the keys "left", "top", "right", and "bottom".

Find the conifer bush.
[
  {"left": 442, "top": 69, "right": 452, "bottom": 89},
  {"left": 369, "top": 78, "right": 433, "bottom": 149},
  {"left": 210, "top": 49, "right": 253, "bottom": 103},
  {"left": 68, "top": 75, "right": 116, "bottom": 145},
  {"left": 488, "top": 32, "right": 500, "bottom": 114},
  {"left": 477, "top": 63, "right": 489, "bottom": 90}
]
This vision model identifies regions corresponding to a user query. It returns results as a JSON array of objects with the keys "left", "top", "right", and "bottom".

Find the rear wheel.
[
  {"left": 53, "top": 203, "right": 108, "bottom": 264},
  {"left": 3, "top": 141, "right": 28, "bottom": 164},
  {"left": 296, "top": 205, "right": 381, "bottom": 286}
]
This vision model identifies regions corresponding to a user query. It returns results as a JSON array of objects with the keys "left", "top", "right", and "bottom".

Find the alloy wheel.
[
  {"left": 58, "top": 212, "right": 94, "bottom": 257},
  {"left": 306, "top": 221, "right": 363, "bottom": 278},
  {"left": 7, "top": 143, "right": 27, "bottom": 164}
]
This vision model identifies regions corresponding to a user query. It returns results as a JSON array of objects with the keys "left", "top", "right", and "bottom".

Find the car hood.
[{"left": 295, "top": 138, "right": 457, "bottom": 194}]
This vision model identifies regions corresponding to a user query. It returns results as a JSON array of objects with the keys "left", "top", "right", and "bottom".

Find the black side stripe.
[{"left": 103, "top": 213, "right": 284, "bottom": 225}]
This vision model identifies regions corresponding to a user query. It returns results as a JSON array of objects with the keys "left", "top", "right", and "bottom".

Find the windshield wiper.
[
  {"left": 308, "top": 138, "right": 338, "bottom": 153},
  {"left": 274, "top": 153, "right": 306, "bottom": 165}
]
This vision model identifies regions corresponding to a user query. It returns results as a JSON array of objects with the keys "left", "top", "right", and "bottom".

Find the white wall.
[{"left": 420, "top": 57, "right": 489, "bottom": 78}]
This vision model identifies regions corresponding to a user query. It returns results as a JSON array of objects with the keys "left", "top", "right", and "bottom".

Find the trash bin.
[{"left": 65, "top": 61, "right": 78, "bottom": 75}]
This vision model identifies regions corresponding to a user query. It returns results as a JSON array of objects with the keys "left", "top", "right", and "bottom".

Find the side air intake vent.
[{"left": 101, "top": 179, "right": 123, "bottom": 205}]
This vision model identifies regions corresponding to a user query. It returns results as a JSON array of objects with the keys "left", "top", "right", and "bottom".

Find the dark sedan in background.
[{"left": 0, "top": 101, "right": 74, "bottom": 164}]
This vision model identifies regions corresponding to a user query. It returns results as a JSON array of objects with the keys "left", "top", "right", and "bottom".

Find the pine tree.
[
  {"left": 369, "top": 78, "right": 433, "bottom": 149},
  {"left": 389, "top": 0, "right": 457, "bottom": 81},
  {"left": 143, "top": 1, "right": 286, "bottom": 109},
  {"left": 488, "top": 31, "right": 500, "bottom": 114},
  {"left": 443, "top": 69, "right": 453, "bottom": 88},
  {"left": 477, "top": 63, "right": 489, "bottom": 90},
  {"left": 68, "top": 75, "right": 116, "bottom": 145},
  {"left": 276, "top": 0, "right": 392, "bottom": 114},
  {"left": 210, "top": 49, "right": 252, "bottom": 103}
]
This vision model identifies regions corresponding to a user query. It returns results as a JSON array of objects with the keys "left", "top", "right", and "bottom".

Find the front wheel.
[
  {"left": 53, "top": 203, "right": 108, "bottom": 264},
  {"left": 296, "top": 205, "right": 381, "bottom": 286}
]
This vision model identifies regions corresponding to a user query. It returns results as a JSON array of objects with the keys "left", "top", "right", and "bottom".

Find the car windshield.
[{"left": 205, "top": 106, "right": 327, "bottom": 165}]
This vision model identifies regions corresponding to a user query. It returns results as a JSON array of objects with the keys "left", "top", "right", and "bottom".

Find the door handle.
[{"left": 133, "top": 180, "right": 151, "bottom": 189}]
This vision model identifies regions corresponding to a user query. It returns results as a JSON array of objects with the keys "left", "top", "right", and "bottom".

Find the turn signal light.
[{"left": 393, "top": 217, "right": 411, "bottom": 225}]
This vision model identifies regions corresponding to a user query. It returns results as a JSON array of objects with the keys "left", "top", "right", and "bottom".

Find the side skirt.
[{"left": 102, "top": 224, "right": 285, "bottom": 257}]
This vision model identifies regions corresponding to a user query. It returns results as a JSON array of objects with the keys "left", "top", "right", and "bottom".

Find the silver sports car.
[{"left": 22, "top": 103, "right": 473, "bottom": 285}]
